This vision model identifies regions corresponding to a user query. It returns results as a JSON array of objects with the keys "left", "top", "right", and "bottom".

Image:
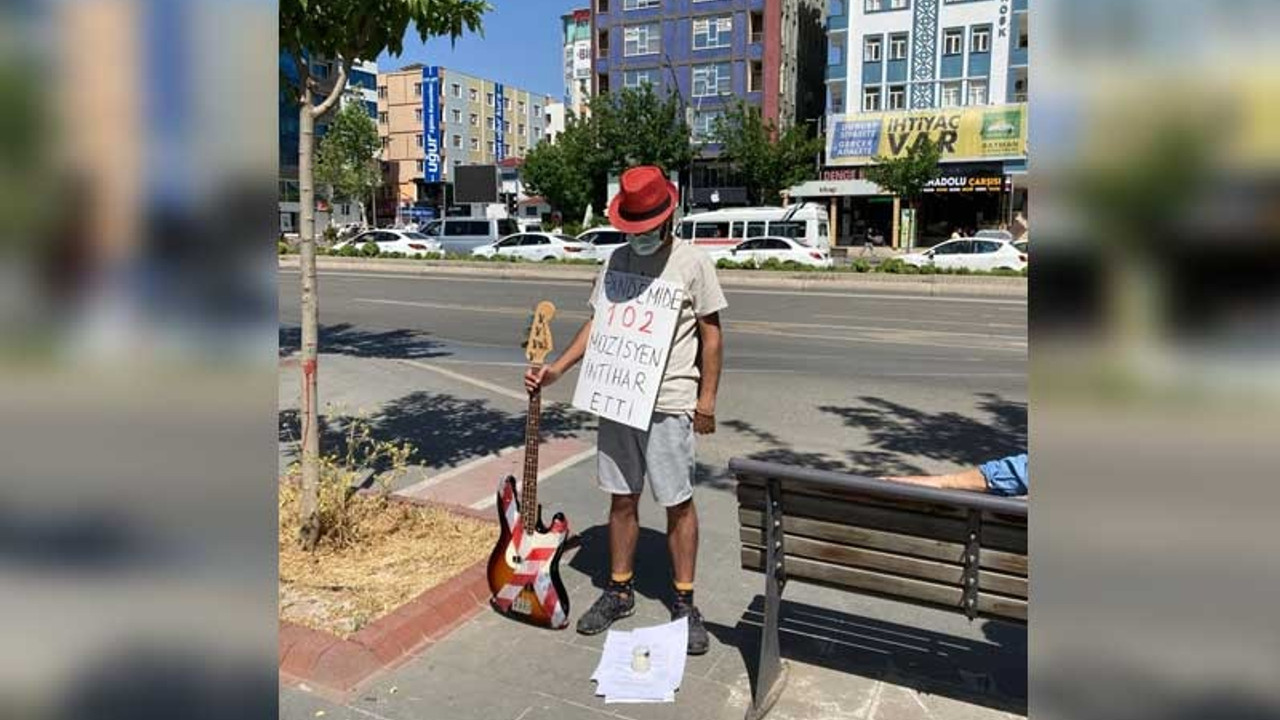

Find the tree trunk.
[{"left": 297, "top": 84, "right": 322, "bottom": 551}]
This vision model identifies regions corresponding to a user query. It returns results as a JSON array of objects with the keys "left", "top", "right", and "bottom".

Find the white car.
[
  {"left": 470, "top": 232, "right": 590, "bottom": 261},
  {"left": 334, "top": 229, "right": 442, "bottom": 256},
  {"left": 576, "top": 227, "right": 628, "bottom": 264},
  {"left": 709, "top": 236, "right": 834, "bottom": 269},
  {"left": 900, "top": 238, "right": 1027, "bottom": 272}
]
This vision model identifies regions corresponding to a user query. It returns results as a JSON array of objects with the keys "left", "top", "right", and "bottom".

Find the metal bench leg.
[{"left": 747, "top": 479, "right": 788, "bottom": 720}]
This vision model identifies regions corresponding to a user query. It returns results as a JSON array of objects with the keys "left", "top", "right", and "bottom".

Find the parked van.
[
  {"left": 676, "top": 204, "right": 830, "bottom": 249},
  {"left": 420, "top": 217, "right": 522, "bottom": 256}
]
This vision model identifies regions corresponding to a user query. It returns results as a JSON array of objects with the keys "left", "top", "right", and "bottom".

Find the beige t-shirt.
[{"left": 589, "top": 241, "right": 728, "bottom": 414}]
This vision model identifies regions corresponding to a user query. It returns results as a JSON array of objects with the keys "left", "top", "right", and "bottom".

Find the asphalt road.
[{"left": 279, "top": 268, "right": 1026, "bottom": 479}]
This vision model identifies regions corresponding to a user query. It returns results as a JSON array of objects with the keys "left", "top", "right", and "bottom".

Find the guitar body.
[
  {"left": 488, "top": 300, "right": 571, "bottom": 630},
  {"left": 487, "top": 475, "right": 570, "bottom": 629}
]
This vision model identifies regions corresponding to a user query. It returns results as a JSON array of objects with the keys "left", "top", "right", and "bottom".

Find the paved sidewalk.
[{"left": 281, "top": 460, "right": 1026, "bottom": 720}]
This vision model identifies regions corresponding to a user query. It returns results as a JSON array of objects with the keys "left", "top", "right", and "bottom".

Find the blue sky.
[{"left": 377, "top": 1, "right": 582, "bottom": 98}]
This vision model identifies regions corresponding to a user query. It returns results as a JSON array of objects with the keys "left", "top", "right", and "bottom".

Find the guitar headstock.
[{"left": 521, "top": 301, "right": 556, "bottom": 366}]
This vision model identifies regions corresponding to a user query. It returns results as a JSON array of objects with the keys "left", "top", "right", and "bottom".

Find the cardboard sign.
[{"left": 572, "top": 271, "right": 683, "bottom": 430}]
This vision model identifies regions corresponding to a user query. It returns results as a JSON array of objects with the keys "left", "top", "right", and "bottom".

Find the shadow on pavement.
[
  {"left": 278, "top": 391, "right": 595, "bottom": 474},
  {"left": 706, "top": 596, "right": 1027, "bottom": 715},
  {"left": 567, "top": 523, "right": 677, "bottom": 608},
  {"left": 279, "top": 323, "right": 451, "bottom": 360}
]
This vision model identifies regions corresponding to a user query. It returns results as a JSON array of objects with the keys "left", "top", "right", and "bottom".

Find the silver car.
[{"left": 420, "top": 217, "right": 522, "bottom": 256}]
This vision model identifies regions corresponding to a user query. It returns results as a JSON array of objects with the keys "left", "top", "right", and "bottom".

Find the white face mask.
[{"left": 628, "top": 229, "right": 665, "bottom": 256}]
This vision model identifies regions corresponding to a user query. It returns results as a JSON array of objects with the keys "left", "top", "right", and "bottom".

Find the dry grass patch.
[{"left": 279, "top": 482, "right": 493, "bottom": 637}]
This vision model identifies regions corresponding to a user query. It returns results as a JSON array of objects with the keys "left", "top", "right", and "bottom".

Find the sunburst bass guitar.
[{"left": 487, "top": 301, "right": 571, "bottom": 629}]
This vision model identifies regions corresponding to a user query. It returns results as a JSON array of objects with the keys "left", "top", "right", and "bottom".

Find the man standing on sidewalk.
[{"left": 524, "top": 166, "right": 726, "bottom": 655}]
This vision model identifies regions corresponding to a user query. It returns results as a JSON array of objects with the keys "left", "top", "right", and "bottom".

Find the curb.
[
  {"left": 279, "top": 257, "right": 1027, "bottom": 298},
  {"left": 279, "top": 500, "right": 497, "bottom": 700}
]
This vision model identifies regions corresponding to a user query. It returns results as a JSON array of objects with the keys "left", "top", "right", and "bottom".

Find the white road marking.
[
  {"left": 467, "top": 446, "right": 597, "bottom": 510},
  {"left": 395, "top": 358, "right": 527, "bottom": 401},
  {"left": 396, "top": 445, "right": 526, "bottom": 498}
]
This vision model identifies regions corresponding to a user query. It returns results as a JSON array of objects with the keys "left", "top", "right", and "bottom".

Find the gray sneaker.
[
  {"left": 672, "top": 599, "right": 709, "bottom": 655},
  {"left": 576, "top": 588, "right": 635, "bottom": 635}
]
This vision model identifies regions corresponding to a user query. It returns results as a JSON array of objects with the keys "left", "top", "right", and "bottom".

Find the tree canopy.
[
  {"left": 315, "top": 98, "right": 382, "bottom": 210},
  {"left": 862, "top": 136, "right": 943, "bottom": 206},
  {"left": 521, "top": 86, "right": 694, "bottom": 223},
  {"left": 712, "top": 102, "right": 823, "bottom": 206}
]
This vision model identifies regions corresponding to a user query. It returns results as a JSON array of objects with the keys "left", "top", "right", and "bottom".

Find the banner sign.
[
  {"left": 494, "top": 83, "right": 506, "bottom": 161},
  {"left": 422, "top": 66, "right": 442, "bottom": 182},
  {"left": 826, "top": 103, "right": 1027, "bottom": 166},
  {"left": 572, "top": 272, "right": 683, "bottom": 430},
  {"left": 921, "top": 172, "right": 1010, "bottom": 192}
]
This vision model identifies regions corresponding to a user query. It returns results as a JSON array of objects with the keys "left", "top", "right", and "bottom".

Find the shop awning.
[{"left": 787, "top": 179, "right": 885, "bottom": 198}]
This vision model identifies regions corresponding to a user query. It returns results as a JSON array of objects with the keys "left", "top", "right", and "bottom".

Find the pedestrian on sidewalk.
[{"left": 524, "top": 165, "right": 726, "bottom": 655}]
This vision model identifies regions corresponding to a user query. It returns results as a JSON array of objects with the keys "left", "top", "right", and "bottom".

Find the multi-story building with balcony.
[
  {"left": 377, "top": 64, "right": 556, "bottom": 222},
  {"left": 563, "top": 8, "right": 594, "bottom": 117},
  {"left": 810, "top": 0, "right": 1028, "bottom": 246},
  {"left": 591, "top": 0, "right": 829, "bottom": 208}
]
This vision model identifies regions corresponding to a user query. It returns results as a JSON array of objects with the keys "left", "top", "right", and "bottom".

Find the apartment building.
[
  {"left": 377, "top": 64, "right": 556, "bottom": 218},
  {"left": 563, "top": 8, "right": 594, "bottom": 117},
  {"left": 591, "top": 0, "right": 829, "bottom": 207}
]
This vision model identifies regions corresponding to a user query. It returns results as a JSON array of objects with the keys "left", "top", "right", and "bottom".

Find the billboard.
[
  {"left": 455, "top": 164, "right": 499, "bottom": 203},
  {"left": 826, "top": 103, "right": 1028, "bottom": 166},
  {"left": 422, "top": 66, "right": 442, "bottom": 182},
  {"left": 494, "top": 83, "right": 506, "bottom": 161}
]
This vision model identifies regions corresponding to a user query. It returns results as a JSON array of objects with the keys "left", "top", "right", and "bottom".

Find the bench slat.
[
  {"left": 741, "top": 547, "right": 1026, "bottom": 623},
  {"left": 739, "top": 485, "right": 1027, "bottom": 555},
  {"left": 740, "top": 530, "right": 1028, "bottom": 600}
]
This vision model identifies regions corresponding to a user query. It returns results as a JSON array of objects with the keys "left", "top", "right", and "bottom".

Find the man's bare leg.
[
  {"left": 666, "top": 498, "right": 698, "bottom": 585},
  {"left": 609, "top": 493, "right": 641, "bottom": 577}
]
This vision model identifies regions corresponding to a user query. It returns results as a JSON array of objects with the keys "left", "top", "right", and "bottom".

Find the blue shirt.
[{"left": 979, "top": 454, "right": 1028, "bottom": 496}]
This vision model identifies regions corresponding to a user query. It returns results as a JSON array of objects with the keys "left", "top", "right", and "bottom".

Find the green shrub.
[
  {"left": 360, "top": 241, "right": 379, "bottom": 258},
  {"left": 849, "top": 258, "right": 872, "bottom": 273},
  {"left": 279, "top": 241, "right": 289, "bottom": 255},
  {"left": 876, "top": 257, "right": 908, "bottom": 274},
  {"left": 323, "top": 225, "right": 338, "bottom": 245}
]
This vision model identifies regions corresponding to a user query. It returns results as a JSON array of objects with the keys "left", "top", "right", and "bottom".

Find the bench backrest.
[{"left": 732, "top": 458, "right": 1027, "bottom": 624}]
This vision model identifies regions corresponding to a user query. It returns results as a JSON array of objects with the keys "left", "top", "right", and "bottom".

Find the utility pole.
[{"left": 663, "top": 52, "right": 695, "bottom": 215}]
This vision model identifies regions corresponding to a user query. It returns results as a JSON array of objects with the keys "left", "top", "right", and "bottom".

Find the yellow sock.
[
  {"left": 611, "top": 571, "right": 634, "bottom": 584},
  {"left": 674, "top": 581, "right": 694, "bottom": 592}
]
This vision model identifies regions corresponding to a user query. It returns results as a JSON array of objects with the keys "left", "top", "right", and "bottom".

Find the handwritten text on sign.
[{"left": 572, "top": 271, "right": 683, "bottom": 430}]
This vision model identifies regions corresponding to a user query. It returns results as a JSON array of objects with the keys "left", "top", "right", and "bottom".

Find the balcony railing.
[
  {"left": 829, "top": 14, "right": 847, "bottom": 32},
  {"left": 750, "top": 31, "right": 763, "bottom": 44}
]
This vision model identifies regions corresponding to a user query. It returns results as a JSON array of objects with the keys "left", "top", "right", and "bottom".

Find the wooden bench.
[{"left": 730, "top": 457, "right": 1028, "bottom": 720}]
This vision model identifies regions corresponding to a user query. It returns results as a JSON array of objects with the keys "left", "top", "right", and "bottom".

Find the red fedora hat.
[{"left": 608, "top": 165, "right": 679, "bottom": 235}]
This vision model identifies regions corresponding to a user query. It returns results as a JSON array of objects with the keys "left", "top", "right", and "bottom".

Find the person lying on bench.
[{"left": 883, "top": 453, "right": 1028, "bottom": 497}]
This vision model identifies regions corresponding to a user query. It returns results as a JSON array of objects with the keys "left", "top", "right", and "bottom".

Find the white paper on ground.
[{"left": 590, "top": 617, "right": 689, "bottom": 704}]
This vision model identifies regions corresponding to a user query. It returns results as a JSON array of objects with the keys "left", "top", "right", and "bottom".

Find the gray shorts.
[{"left": 597, "top": 413, "right": 695, "bottom": 507}]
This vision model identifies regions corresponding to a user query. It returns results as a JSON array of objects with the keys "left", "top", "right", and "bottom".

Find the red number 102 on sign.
[{"left": 607, "top": 305, "right": 654, "bottom": 334}]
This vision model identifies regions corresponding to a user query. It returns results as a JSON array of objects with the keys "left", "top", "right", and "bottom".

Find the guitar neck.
[{"left": 521, "top": 366, "right": 542, "bottom": 535}]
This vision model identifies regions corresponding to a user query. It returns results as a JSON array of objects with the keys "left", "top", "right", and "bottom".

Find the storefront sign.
[
  {"left": 820, "top": 168, "right": 860, "bottom": 181},
  {"left": 422, "top": 66, "right": 442, "bottom": 182},
  {"left": 922, "top": 172, "right": 1010, "bottom": 193},
  {"left": 572, "top": 272, "right": 682, "bottom": 431},
  {"left": 826, "top": 103, "right": 1027, "bottom": 166}
]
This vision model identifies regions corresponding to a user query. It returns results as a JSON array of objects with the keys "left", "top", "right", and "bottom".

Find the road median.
[{"left": 279, "top": 256, "right": 1027, "bottom": 298}]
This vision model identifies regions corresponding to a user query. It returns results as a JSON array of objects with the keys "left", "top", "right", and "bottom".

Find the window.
[
  {"left": 486, "top": 92, "right": 494, "bottom": 106},
  {"left": 469, "top": 113, "right": 479, "bottom": 127},
  {"left": 503, "top": 98, "right": 511, "bottom": 112},
  {"left": 692, "top": 110, "right": 723, "bottom": 141},
  {"left": 452, "top": 135, "right": 462, "bottom": 149},
  {"left": 889, "top": 33, "right": 908, "bottom": 60},
  {"left": 378, "top": 111, "right": 388, "bottom": 124},
  {"left": 598, "top": 73, "right": 611, "bottom": 93},
  {"left": 469, "top": 87, "right": 478, "bottom": 102},
  {"left": 623, "top": 68, "right": 660, "bottom": 88},
  {"left": 972, "top": 26, "right": 990, "bottom": 53},
  {"left": 887, "top": 84, "right": 905, "bottom": 110},
  {"left": 865, "top": 0, "right": 909, "bottom": 9},
  {"left": 623, "top": 0, "right": 659, "bottom": 8},
  {"left": 415, "top": 133, "right": 424, "bottom": 147},
  {"left": 863, "top": 85, "right": 881, "bottom": 111},
  {"left": 380, "top": 136, "right": 390, "bottom": 149},
  {"left": 692, "top": 62, "right": 731, "bottom": 97},
  {"left": 749, "top": 11, "right": 764, "bottom": 44},
  {"left": 967, "top": 79, "right": 987, "bottom": 105},
  {"left": 470, "top": 137, "right": 479, "bottom": 151},
  {"left": 624, "top": 23, "right": 660, "bottom": 56},
  {"left": 598, "top": 30, "right": 610, "bottom": 57},
  {"left": 974, "top": 240, "right": 1002, "bottom": 253},
  {"left": 377, "top": 85, "right": 388, "bottom": 99},
  {"left": 534, "top": 104, "right": 541, "bottom": 115},
  {"left": 518, "top": 101, "right": 526, "bottom": 114},
  {"left": 889, "top": 0, "right": 908, "bottom": 8},
  {"left": 749, "top": 60, "right": 763, "bottom": 92},
  {"left": 597, "top": 0, "right": 609, "bottom": 11},
  {"left": 504, "top": 121, "right": 511, "bottom": 134},
  {"left": 416, "top": 160, "right": 425, "bottom": 172},
  {"left": 518, "top": 123, "right": 526, "bottom": 135},
  {"left": 451, "top": 109, "right": 462, "bottom": 123},
  {"left": 487, "top": 116, "right": 495, "bottom": 129},
  {"left": 451, "top": 83, "right": 461, "bottom": 97},
  {"left": 413, "top": 82, "right": 422, "bottom": 97},
  {"left": 941, "top": 81, "right": 961, "bottom": 107},
  {"left": 311, "top": 62, "right": 330, "bottom": 79},
  {"left": 488, "top": 140, "right": 495, "bottom": 154},
  {"left": 864, "top": 36, "right": 883, "bottom": 62},
  {"left": 943, "top": 28, "right": 963, "bottom": 55},
  {"left": 415, "top": 108, "right": 423, "bottom": 122},
  {"left": 693, "top": 16, "right": 732, "bottom": 50}
]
